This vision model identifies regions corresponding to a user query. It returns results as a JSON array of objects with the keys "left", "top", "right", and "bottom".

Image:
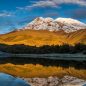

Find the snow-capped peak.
[
  {"left": 29, "top": 17, "right": 53, "bottom": 24},
  {"left": 23, "top": 17, "right": 86, "bottom": 33},
  {"left": 44, "top": 17, "right": 54, "bottom": 22},
  {"left": 55, "top": 17, "right": 86, "bottom": 26}
]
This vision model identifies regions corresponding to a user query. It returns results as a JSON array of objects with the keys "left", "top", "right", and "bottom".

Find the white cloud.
[
  {"left": 29, "top": 1, "right": 57, "bottom": 8},
  {"left": 53, "top": 0, "right": 86, "bottom": 6},
  {"left": 32, "top": 0, "right": 86, "bottom": 7},
  {"left": 0, "top": 13, "right": 11, "bottom": 17},
  {"left": 17, "top": 0, "right": 86, "bottom": 10},
  {"left": 0, "top": 11, "right": 13, "bottom": 17},
  {"left": 17, "top": 0, "right": 58, "bottom": 10}
]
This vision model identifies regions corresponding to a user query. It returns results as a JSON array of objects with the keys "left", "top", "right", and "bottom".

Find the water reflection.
[{"left": 0, "top": 73, "right": 30, "bottom": 86}]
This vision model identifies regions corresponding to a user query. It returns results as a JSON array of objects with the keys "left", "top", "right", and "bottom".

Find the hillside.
[
  {"left": 66, "top": 29, "right": 86, "bottom": 45},
  {"left": 0, "top": 29, "right": 86, "bottom": 46}
]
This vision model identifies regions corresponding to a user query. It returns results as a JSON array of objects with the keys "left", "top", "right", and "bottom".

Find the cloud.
[
  {"left": 0, "top": 11, "right": 14, "bottom": 17},
  {"left": 28, "top": 0, "right": 57, "bottom": 8},
  {"left": 0, "top": 13, "right": 11, "bottom": 17},
  {"left": 17, "top": 0, "right": 86, "bottom": 10},
  {"left": 17, "top": 1, "right": 58, "bottom": 10},
  {"left": 53, "top": 0, "right": 86, "bottom": 6}
]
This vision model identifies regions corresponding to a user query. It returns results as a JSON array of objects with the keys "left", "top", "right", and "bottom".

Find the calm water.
[
  {"left": 0, "top": 73, "right": 30, "bottom": 86},
  {"left": 0, "top": 51, "right": 86, "bottom": 61}
]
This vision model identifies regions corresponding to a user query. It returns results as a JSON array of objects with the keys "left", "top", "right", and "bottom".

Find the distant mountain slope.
[
  {"left": 66, "top": 29, "right": 86, "bottom": 45},
  {"left": 0, "top": 29, "right": 86, "bottom": 46}
]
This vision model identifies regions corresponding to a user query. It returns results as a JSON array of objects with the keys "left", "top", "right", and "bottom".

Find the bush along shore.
[{"left": 0, "top": 43, "right": 86, "bottom": 54}]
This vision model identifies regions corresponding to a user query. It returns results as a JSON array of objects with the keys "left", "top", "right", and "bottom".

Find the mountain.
[
  {"left": 0, "top": 17, "right": 86, "bottom": 46},
  {"left": 23, "top": 17, "right": 86, "bottom": 33}
]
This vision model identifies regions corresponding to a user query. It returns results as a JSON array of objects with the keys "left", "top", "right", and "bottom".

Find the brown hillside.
[
  {"left": 0, "top": 29, "right": 86, "bottom": 46},
  {"left": 66, "top": 29, "right": 86, "bottom": 45}
]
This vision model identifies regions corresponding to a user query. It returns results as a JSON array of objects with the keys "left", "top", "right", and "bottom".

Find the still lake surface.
[{"left": 0, "top": 51, "right": 86, "bottom": 61}]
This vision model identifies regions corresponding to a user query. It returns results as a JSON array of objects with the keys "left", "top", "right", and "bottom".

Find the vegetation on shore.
[{"left": 0, "top": 43, "right": 86, "bottom": 54}]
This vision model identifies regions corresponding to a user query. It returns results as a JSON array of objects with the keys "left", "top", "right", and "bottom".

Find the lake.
[
  {"left": 0, "top": 73, "right": 30, "bottom": 86},
  {"left": 0, "top": 51, "right": 86, "bottom": 61}
]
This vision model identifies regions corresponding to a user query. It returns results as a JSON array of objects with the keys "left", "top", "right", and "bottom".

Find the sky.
[{"left": 0, "top": 0, "right": 86, "bottom": 34}]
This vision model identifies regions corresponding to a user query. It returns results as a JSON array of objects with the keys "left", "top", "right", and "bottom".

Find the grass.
[
  {"left": 0, "top": 29, "right": 86, "bottom": 46},
  {"left": 0, "top": 63, "right": 86, "bottom": 80}
]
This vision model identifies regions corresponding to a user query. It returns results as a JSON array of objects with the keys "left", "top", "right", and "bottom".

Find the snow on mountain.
[{"left": 23, "top": 17, "right": 86, "bottom": 33}]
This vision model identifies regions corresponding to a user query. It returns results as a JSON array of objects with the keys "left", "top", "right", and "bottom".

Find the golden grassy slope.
[
  {"left": 0, "top": 63, "right": 86, "bottom": 79},
  {"left": 0, "top": 29, "right": 86, "bottom": 46},
  {"left": 66, "top": 29, "right": 86, "bottom": 45}
]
